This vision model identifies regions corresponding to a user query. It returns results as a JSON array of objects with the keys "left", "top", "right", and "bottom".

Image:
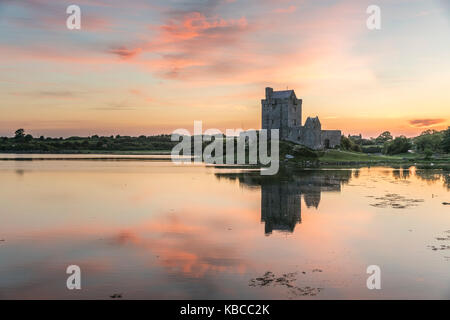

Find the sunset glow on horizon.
[{"left": 1, "top": 0, "right": 449, "bottom": 138}]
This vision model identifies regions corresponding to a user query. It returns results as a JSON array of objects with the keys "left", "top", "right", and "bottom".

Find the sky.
[{"left": 0, "top": 0, "right": 449, "bottom": 138}]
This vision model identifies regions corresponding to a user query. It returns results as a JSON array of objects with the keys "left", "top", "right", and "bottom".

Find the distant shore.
[
  {"left": 1, "top": 150, "right": 448, "bottom": 170},
  {"left": 1, "top": 128, "right": 449, "bottom": 169},
  {"left": 0, "top": 150, "right": 172, "bottom": 155}
]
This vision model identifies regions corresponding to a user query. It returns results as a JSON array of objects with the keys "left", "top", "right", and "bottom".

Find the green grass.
[
  {"left": 316, "top": 150, "right": 449, "bottom": 169},
  {"left": 318, "top": 150, "right": 401, "bottom": 162},
  {"left": 69, "top": 150, "right": 172, "bottom": 155},
  {"left": 0, "top": 149, "right": 172, "bottom": 155}
]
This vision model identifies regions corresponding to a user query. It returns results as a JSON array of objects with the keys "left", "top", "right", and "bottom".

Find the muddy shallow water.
[{"left": 0, "top": 158, "right": 449, "bottom": 299}]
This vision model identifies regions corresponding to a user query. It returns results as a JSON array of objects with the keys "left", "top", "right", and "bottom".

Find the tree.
[
  {"left": 414, "top": 129, "right": 442, "bottom": 153},
  {"left": 348, "top": 134, "right": 363, "bottom": 145},
  {"left": 383, "top": 136, "right": 412, "bottom": 155},
  {"left": 341, "top": 135, "right": 352, "bottom": 150},
  {"left": 14, "top": 128, "right": 25, "bottom": 139},
  {"left": 424, "top": 148, "right": 433, "bottom": 160},
  {"left": 24, "top": 134, "right": 33, "bottom": 142},
  {"left": 375, "top": 131, "right": 393, "bottom": 144},
  {"left": 341, "top": 135, "right": 362, "bottom": 152},
  {"left": 442, "top": 127, "right": 450, "bottom": 153}
]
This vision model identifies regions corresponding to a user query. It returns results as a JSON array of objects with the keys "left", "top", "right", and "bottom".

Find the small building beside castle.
[{"left": 262, "top": 87, "right": 341, "bottom": 150}]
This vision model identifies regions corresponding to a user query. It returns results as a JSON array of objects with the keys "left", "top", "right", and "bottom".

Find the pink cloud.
[
  {"left": 108, "top": 46, "right": 143, "bottom": 60},
  {"left": 158, "top": 12, "right": 248, "bottom": 41},
  {"left": 275, "top": 5, "right": 297, "bottom": 14},
  {"left": 129, "top": 89, "right": 153, "bottom": 102},
  {"left": 1, "top": 0, "right": 373, "bottom": 88}
]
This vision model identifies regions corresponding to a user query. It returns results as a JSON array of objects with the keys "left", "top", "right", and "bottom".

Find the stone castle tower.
[{"left": 261, "top": 87, "right": 341, "bottom": 150}]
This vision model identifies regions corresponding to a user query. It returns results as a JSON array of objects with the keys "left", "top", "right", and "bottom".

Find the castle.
[{"left": 262, "top": 87, "right": 341, "bottom": 150}]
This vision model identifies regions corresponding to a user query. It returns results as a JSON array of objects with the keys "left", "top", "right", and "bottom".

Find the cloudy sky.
[{"left": 0, "top": 0, "right": 449, "bottom": 137}]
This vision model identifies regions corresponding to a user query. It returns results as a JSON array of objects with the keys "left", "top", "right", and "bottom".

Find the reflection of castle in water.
[{"left": 215, "top": 169, "right": 352, "bottom": 235}]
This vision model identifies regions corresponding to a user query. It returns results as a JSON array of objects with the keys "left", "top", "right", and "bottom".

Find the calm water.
[{"left": 0, "top": 157, "right": 449, "bottom": 299}]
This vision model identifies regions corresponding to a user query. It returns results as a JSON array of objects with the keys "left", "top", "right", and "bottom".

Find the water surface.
[{"left": 0, "top": 159, "right": 449, "bottom": 299}]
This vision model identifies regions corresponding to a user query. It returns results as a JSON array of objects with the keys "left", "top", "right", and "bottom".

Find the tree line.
[
  {"left": 340, "top": 127, "right": 450, "bottom": 156},
  {"left": 0, "top": 129, "right": 177, "bottom": 152},
  {"left": 1, "top": 127, "right": 449, "bottom": 156}
]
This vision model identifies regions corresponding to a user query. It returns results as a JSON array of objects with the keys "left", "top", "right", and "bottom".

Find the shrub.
[
  {"left": 383, "top": 136, "right": 412, "bottom": 155},
  {"left": 341, "top": 136, "right": 362, "bottom": 152},
  {"left": 414, "top": 129, "right": 442, "bottom": 153},
  {"left": 424, "top": 148, "right": 433, "bottom": 160},
  {"left": 441, "top": 127, "right": 450, "bottom": 153}
]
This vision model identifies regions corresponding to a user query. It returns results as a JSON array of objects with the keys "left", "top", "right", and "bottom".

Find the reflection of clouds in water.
[
  {"left": 107, "top": 216, "right": 244, "bottom": 279},
  {"left": 1, "top": 220, "right": 241, "bottom": 299},
  {"left": 2, "top": 164, "right": 449, "bottom": 299},
  {"left": 0, "top": 243, "right": 113, "bottom": 299}
]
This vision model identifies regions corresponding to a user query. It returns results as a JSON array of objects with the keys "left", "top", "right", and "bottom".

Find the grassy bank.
[
  {"left": 0, "top": 150, "right": 172, "bottom": 155},
  {"left": 278, "top": 141, "right": 450, "bottom": 169},
  {"left": 1, "top": 138, "right": 448, "bottom": 169}
]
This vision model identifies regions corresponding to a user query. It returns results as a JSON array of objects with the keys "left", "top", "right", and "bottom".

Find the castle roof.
[
  {"left": 272, "top": 90, "right": 295, "bottom": 99},
  {"left": 305, "top": 116, "right": 321, "bottom": 129}
]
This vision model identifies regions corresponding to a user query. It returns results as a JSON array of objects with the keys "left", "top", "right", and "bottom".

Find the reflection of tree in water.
[
  {"left": 415, "top": 170, "right": 442, "bottom": 182},
  {"left": 215, "top": 168, "right": 352, "bottom": 235},
  {"left": 392, "top": 168, "right": 410, "bottom": 180},
  {"left": 415, "top": 169, "right": 449, "bottom": 190},
  {"left": 413, "top": 168, "right": 450, "bottom": 190},
  {"left": 403, "top": 168, "right": 411, "bottom": 179},
  {"left": 444, "top": 169, "right": 450, "bottom": 190}
]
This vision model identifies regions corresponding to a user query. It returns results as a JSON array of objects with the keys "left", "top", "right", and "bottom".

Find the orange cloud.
[{"left": 409, "top": 119, "right": 446, "bottom": 128}]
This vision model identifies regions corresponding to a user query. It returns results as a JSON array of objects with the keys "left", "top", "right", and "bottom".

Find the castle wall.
[
  {"left": 304, "top": 126, "right": 322, "bottom": 150},
  {"left": 262, "top": 99, "right": 285, "bottom": 138},
  {"left": 262, "top": 88, "right": 302, "bottom": 140},
  {"left": 285, "top": 126, "right": 321, "bottom": 150},
  {"left": 285, "top": 127, "right": 341, "bottom": 150},
  {"left": 262, "top": 99, "right": 281, "bottom": 133},
  {"left": 321, "top": 130, "right": 341, "bottom": 149}
]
